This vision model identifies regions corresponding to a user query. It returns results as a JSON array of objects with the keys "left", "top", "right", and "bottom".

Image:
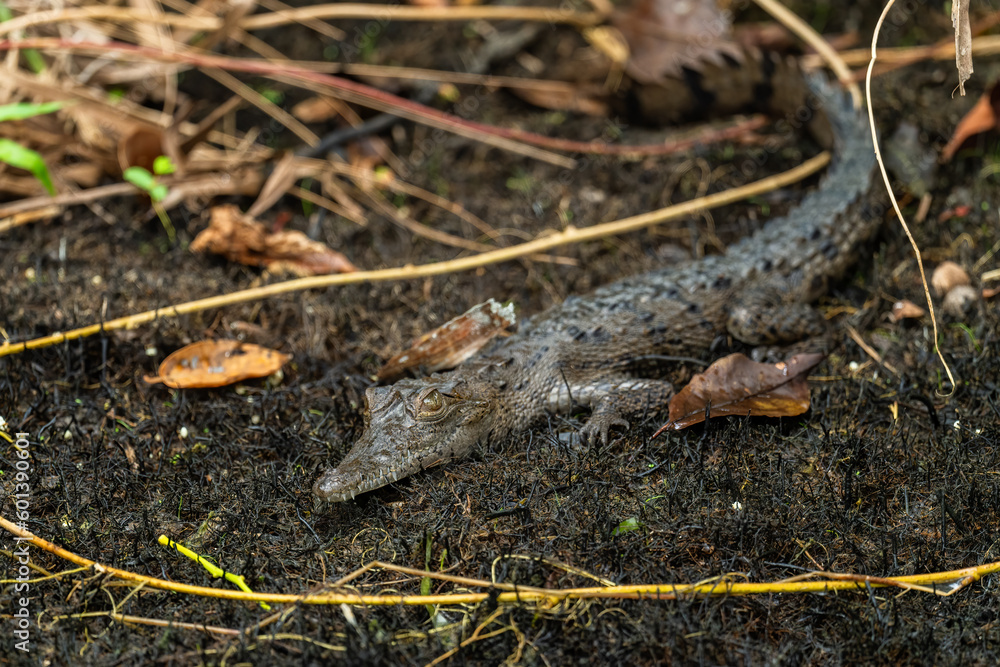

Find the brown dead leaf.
[
  {"left": 191, "top": 204, "right": 357, "bottom": 276},
  {"left": 890, "top": 299, "right": 927, "bottom": 322},
  {"left": 983, "top": 285, "right": 1000, "bottom": 299},
  {"left": 653, "top": 352, "right": 826, "bottom": 435},
  {"left": 612, "top": 0, "right": 742, "bottom": 84},
  {"left": 941, "top": 79, "right": 1000, "bottom": 162},
  {"left": 378, "top": 299, "right": 516, "bottom": 381},
  {"left": 143, "top": 340, "right": 291, "bottom": 389}
]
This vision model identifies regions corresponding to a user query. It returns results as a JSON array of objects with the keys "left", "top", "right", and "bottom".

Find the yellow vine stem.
[
  {"left": 0, "top": 153, "right": 831, "bottom": 359},
  {"left": 3, "top": 517, "right": 998, "bottom": 605},
  {"left": 809, "top": 34, "right": 1000, "bottom": 70},
  {"left": 866, "top": 0, "right": 957, "bottom": 394}
]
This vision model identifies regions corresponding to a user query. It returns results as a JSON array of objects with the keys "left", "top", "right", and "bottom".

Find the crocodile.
[{"left": 313, "top": 61, "right": 879, "bottom": 503}]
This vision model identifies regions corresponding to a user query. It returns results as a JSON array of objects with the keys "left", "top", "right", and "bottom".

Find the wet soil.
[{"left": 2, "top": 3, "right": 999, "bottom": 665}]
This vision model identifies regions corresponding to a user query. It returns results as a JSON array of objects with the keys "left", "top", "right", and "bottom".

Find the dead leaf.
[
  {"left": 378, "top": 299, "right": 516, "bottom": 381},
  {"left": 952, "top": 0, "right": 973, "bottom": 96},
  {"left": 941, "top": 80, "right": 1000, "bottom": 162},
  {"left": 143, "top": 340, "right": 291, "bottom": 389},
  {"left": 890, "top": 299, "right": 927, "bottom": 322},
  {"left": 653, "top": 352, "right": 826, "bottom": 434},
  {"left": 612, "top": 0, "right": 742, "bottom": 84},
  {"left": 982, "top": 285, "right": 1000, "bottom": 299},
  {"left": 191, "top": 204, "right": 357, "bottom": 276}
]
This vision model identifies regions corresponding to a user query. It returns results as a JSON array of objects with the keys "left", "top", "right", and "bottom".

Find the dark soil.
[{"left": 2, "top": 3, "right": 999, "bottom": 665}]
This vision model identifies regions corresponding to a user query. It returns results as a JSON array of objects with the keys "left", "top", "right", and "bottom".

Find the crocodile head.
[{"left": 313, "top": 377, "right": 501, "bottom": 502}]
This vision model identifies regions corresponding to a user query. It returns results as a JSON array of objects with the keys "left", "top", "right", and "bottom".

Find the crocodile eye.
[{"left": 418, "top": 389, "right": 444, "bottom": 415}]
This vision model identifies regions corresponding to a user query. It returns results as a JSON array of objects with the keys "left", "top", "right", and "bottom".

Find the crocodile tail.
[{"left": 616, "top": 49, "right": 854, "bottom": 150}]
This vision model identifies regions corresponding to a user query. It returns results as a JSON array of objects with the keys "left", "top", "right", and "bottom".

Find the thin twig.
[
  {"left": 0, "top": 153, "right": 832, "bottom": 358},
  {"left": 846, "top": 325, "right": 899, "bottom": 376},
  {"left": 865, "top": 0, "right": 957, "bottom": 393},
  {"left": 1, "top": 38, "right": 770, "bottom": 160},
  {"left": 0, "top": 4, "right": 604, "bottom": 38},
  {"left": 753, "top": 0, "right": 860, "bottom": 106},
  {"left": 0, "top": 38, "right": 574, "bottom": 167},
  {"left": 3, "top": 516, "right": 997, "bottom": 604}
]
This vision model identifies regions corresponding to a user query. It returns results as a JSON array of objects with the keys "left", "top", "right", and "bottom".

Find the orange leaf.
[
  {"left": 941, "top": 80, "right": 1000, "bottom": 162},
  {"left": 653, "top": 352, "right": 825, "bottom": 435},
  {"left": 377, "top": 299, "right": 516, "bottom": 381},
  {"left": 144, "top": 340, "right": 291, "bottom": 389},
  {"left": 890, "top": 299, "right": 926, "bottom": 322}
]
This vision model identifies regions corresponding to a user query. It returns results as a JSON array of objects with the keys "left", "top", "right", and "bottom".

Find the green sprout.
[
  {"left": 0, "top": 101, "right": 68, "bottom": 195},
  {"left": 124, "top": 159, "right": 177, "bottom": 242}
]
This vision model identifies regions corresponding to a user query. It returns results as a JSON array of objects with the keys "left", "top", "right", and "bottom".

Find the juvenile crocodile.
[{"left": 314, "top": 66, "right": 879, "bottom": 502}]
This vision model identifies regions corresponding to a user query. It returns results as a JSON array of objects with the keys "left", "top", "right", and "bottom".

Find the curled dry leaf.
[
  {"left": 931, "top": 260, "right": 971, "bottom": 296},
  {"left": 890, "top": 299, "right": 927, "bottom": 322},
  {"left": 378, "top": 299, "right": 516, "bottom": 381},
  {"left": 653, "top": 352, "right": 826, "bottom": 435},
  {"left": 143, "top": 340, "right": 291, "bottom": 389},
  {"left": 612, "top": 0, "right": 742, "bottom": 84},
  {"left": 191, "top": 204, "right": 357, "bottom": 276},
  {"left": 941, "top": 79, "right": 1000, "bottom": 162},
  {"left": 983, "top": 285, "right": 1000, "bottom": 299}
]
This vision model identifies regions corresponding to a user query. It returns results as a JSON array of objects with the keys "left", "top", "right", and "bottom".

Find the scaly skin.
[{"left": 314, "top": 73, "right": 878, "bottom": 502}]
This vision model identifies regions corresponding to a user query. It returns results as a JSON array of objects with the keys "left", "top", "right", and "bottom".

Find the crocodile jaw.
[{"left": 313, "top": 378, "right": 500, "bottom": 502}]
